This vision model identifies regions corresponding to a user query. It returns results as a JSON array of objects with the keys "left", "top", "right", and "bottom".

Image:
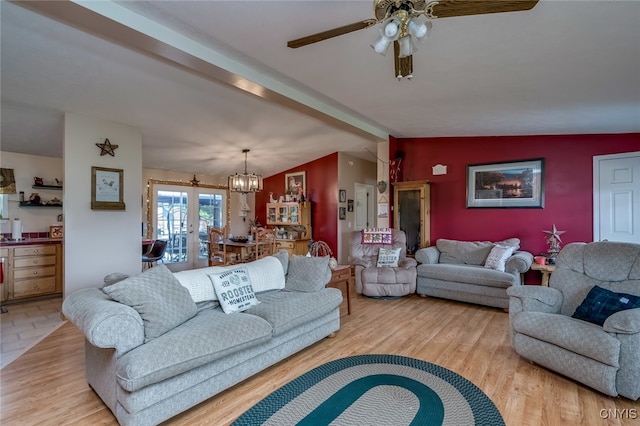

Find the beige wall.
[
  {"left": 0, "top": 152, "right": 63, "bottom": 234},
  {"left": 336, "top": 152, "right": 376, "bottom": 264},
  {"left": 63, "top": 113, "right": 142, "bottom": 295}
]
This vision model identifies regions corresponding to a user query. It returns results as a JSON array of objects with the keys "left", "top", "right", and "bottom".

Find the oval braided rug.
[{"left": 232, "top": 354, "right": 505, "bottom": 426}]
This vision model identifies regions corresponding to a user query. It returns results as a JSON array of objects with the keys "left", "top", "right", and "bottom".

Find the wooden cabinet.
[
  {"left": 266, "top": 202, "right": 312, "bottom": 240},
  {"left": 0, "top": 247, "right": 8, "bottom": 304},
  {"left": 275, "top": 239, "right": 310, "bottom": 257},
  {"left": 393, "top": 181, "right": 430, "bottom": 255},
  {"left": 2, "top": 243, "right": 62, "bottom": 301}
]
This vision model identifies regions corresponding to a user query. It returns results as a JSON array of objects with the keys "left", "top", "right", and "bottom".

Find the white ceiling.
[{"left": 2, "top": 1, "right": 639, "bottom": 178}]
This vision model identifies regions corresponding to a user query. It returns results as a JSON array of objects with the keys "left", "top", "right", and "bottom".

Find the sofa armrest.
[
  {"left": 603, "top": 308, "right": 640, "bottom": 334},
  {"left": 506, "top": 285, "right": 563, "bottom": 314},
  {"left": 415, "top": 246, "right": 440, "bottom": 264},
  {"left": 62, "top": 288, "right": 144, "bottom": 356},
  {"left": 398, "top": 257, "right": 417, "bottom": 268},
  {"left": 505, "top": 251, "right": 534, "bottom": 275}
]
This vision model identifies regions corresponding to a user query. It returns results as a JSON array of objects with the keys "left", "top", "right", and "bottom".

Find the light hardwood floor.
[{"left": 1, "top": 292, "right": 637, "bottom": 425}]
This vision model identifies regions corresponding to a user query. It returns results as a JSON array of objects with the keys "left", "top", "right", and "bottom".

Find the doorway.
[
  {"left": 593, "top": 151, "right": 640, "bottom": 243},
  {"left": 354, "top": 183, "right": 375, "bottom": 231},
  {"left": 148, "top": 181, "right": 229, "bottom": 271}
]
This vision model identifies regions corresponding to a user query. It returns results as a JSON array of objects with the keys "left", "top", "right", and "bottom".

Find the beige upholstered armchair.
[
  {"left": 507, "top": 241, "right": 640, "bottom": 400},
  {"left": 349, "top": 229, "right": 417, "bottom": 297}
]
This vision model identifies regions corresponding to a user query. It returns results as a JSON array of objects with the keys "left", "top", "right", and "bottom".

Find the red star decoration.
[{"left": 96, "top": 138, "right": 119, "bottom": 156}]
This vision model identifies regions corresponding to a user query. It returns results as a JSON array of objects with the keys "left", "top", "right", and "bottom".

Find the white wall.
[
  {"left": 63, "top": 113, "right": 142, "bottom": 295},
  {"left": 336, "top": 153, "right": 376, "bottom": 264},
  {"left": 0, "top": 152, "right": 63, "bottom": 234}
]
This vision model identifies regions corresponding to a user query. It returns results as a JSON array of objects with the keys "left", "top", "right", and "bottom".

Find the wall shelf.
[
  {"left": 19, "top": 202, "right": 62, "bottom": 208},
  {"left": 32, "top": 184, "right": 63, "bottom": 190}
]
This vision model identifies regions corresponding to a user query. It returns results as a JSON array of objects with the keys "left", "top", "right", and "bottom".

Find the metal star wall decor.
[
  {"left": 96, "top": 138, "right": 119, "bottom": 156},
  {"left": 189, "top": 175, "right": 200, "bottom": 186},
  {"left": 543, "top": 224, "right": 566, "bottom": 255}
]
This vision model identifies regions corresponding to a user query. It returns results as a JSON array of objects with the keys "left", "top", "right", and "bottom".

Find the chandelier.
[
  {"left": 370, "top": 0, "right": 433, "bottom": 80},
  {"left": 228, "top": 149, "right": 263, "bottom": 193}
]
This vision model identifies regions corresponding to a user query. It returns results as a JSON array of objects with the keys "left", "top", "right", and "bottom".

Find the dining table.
[{"left": 223, "top": 239, "right": 267, "bottom": 263}]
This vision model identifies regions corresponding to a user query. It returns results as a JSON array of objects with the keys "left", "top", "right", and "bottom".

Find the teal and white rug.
[{"left": 232, "top": 354, "right": 505, "bottom": 426}]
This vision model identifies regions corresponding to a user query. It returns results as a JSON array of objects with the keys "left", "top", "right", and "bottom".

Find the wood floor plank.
[{"left": 1, "top": 292, "right": 637, "bottom": 425}]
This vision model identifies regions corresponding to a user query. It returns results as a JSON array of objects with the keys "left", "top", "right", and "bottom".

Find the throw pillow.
[
  {"left": 102, "top": 265, "right": 197, "bottom": 342},
  {"left": 572, "top": 285, "right": 640, "bottom": 326},
  {"left": 103, "top": 272, "right": 129, "bottom": 287},
  {"left": 484, "top": 244, "right": 516, "bottom": 272},
  {"left": 285, "top": 255, "right": 332, "bottom": 292},
  {"left": 377, "top": 247, "right": 402, "bottom": 268},
  {"left": 209, "top": 266, "right": 260, "bottom": 313}
]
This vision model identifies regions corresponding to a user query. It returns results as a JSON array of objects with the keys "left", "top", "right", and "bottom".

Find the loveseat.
[
  {"left": 62, "top": 253, "right": 343, "bottom": 425},
  {"left": 507, "top": 241, "right": 640, "bottom": 399},
  {"left": 415, "top": 238, "right": 533, "bottom": 309}
]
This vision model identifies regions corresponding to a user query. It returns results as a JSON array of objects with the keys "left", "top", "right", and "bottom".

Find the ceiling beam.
[{"left": 13, "top": 0, "right": 389, "bottom": 144}]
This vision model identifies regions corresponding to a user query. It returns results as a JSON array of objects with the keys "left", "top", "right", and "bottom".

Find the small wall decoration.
[
  {"left": 91, "top": 166, "right": 126, "bottom": 210},
  {"left": 466, "top": 158, "right": 544, "bottom": 208},
  {"left": 339, "top": 189, "right": 346, "bottom": 203},
  {"left": 285, "top": 171, "right": 306, "bottom": 200},
  {"left": 347, "top": 199, "right": 354, "bottom": 212},
  {"left": 377, "top": 202, "right": 389, "bottom": 218},
  {"left": 96, "top": 138, "right": 119, "bottom": 157},
  {"left": 339, "top": 207, "right": 346, "bottom": 220},
  {"left": 49, "top": 225, "right": 63, "bottom": 239}
]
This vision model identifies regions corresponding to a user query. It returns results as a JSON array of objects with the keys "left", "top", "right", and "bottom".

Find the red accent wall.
[
  {"left": 256, "top": 153, "right": 339, "bottom": 254},
  {"left": 391, "top": 134, "right": 639, "bottom": 262}
]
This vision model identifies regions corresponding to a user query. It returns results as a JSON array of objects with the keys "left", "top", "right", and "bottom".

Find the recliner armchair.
[
  {"left": 507, "top": 241, "right": 640, "bottom": 400},
  {"left": 349, "top": 229, "right": 417, "bottom": 297}
]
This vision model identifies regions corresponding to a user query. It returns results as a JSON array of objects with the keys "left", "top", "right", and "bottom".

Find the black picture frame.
[
  {"left": 339, "top": 207, "right": 346, "bottom": 220},
  {"left": 339, "top": 189, "right": 346, "bottom": 203},
  {"left": 466, "top": 158, "right": 544, "bottom": 208},
  {"left": 347, "top": 199, "right": 354, "bottom": 212}
]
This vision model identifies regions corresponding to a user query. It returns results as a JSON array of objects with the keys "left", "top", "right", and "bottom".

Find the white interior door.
[
  {"left": 354, "top": 183, "right": 374, "bottom": 231},
  {"left": 593, "top": 151, "right": 640, "bottom": 243},
  {"left": 153, "top": 184, "right": 226, "bottom": 271}
]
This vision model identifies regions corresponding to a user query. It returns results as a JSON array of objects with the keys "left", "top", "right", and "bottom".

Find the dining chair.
[
  {"left": 255, "top": 227, "right": 277, "bottom": 259},
  {"left": 142, "top": 239, "right": 168, "bottom": 270},
  {"left": 207, "top": 226, "right": 228, "bottom": 266}
]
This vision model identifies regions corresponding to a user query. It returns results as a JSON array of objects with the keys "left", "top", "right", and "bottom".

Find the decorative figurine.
[
  {"left": 34, "top": 177, "right": 44, "bottom": 186},
  {"left": 543, "top": 224, "right": 566, "bottom": 258}
]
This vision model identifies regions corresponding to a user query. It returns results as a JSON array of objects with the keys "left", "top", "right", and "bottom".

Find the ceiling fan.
[{"left": 287, "top": 0, "right": 539, "bottom": 80}]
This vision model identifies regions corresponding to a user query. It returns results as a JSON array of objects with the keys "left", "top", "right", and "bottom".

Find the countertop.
[{"left": 0, "top": 238, "right": 62, "bottom": 246}]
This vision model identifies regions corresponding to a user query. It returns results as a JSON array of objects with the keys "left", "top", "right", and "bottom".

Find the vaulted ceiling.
[{"left": 2, "top": 1, "right": 639, "bottom": 178}]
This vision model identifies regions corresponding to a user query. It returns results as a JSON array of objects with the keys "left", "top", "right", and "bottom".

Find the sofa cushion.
[
  {"left": 174, "top": 256, "right": 285, "bottom": 302},
  {"left": 377, "top": 247, "right": 401, "bottom": 267},
  {"left": 102, "top": 265, "right": 197, "bottom": 342},
  {"left": 209, "top": 266, "right": 260, "bottom": 314},
  {"left": 285, "top": 255, "right": 332, "bottom": 292},
  {"left": 244, "top": 288, "right": 343, "bottom": 336},
  {"left": 484, "top": 244, "right": 516, "bottom": 272},
  {"left": 437, "top": 238, "right": 520, "bottom": 265},
  {"left": 363, "top": 265, "right": 416, "bottom": 285},
  {"left": 417, "top": 263, "right": 517, "bottom": 288},
  {"left": 513, "top": 311, "right": 621, "bottom": 367},
  {"left": 115, "top": 307, "right": 272, "bottom": 391},
  {"left": 572, "top": 285, "right": 640, "bottom": 326}
]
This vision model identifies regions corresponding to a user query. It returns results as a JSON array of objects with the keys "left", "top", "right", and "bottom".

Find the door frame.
[
  {"left": 146, "top": 179, "right": 230, "bottom": 270},
  {"left": 593, "top": 151, "right": 640, "bottom": 242}
]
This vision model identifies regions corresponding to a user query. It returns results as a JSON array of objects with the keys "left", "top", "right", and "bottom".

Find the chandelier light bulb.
[
  {"left": 384, "top": 20, "right": 399, "bottom": 38},
  {"left": 371, "top": 33, "right": 392, "bottom": 55},
  {"left": 408, "top": 18, "right": 428, "bottom": 39}
]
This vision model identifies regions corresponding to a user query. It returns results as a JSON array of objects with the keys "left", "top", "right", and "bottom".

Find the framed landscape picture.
[{"left": 466, "top": 159, "right": 544, "bottom": 208}]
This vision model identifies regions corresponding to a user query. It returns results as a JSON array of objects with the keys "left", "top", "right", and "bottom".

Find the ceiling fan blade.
[
  {"left": 429, "top": 0, "right": 539, "bottom": 19},
  {"left": 287, "top": 19, "right": 377, "bottom": 49}
]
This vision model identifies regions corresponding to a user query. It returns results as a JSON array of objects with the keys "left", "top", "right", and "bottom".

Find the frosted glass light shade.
[
  {"left": 371, "top": 34, "right": 392, "bottom": 55},
  {"left": 397, "top": 35, "right": 414, "bottom": 58},
  {"left": 408, "top": 18, "right": 428, "bottom": 39}
]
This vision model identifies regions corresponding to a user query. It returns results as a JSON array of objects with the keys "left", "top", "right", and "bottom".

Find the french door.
[{"left": 151, "top": 183, "right": 227, "bottom": 271}]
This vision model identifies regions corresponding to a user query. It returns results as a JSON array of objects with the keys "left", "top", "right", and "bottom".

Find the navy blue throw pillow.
[{"left": 572, "top": 286, "right": 640, "bottom": 326}]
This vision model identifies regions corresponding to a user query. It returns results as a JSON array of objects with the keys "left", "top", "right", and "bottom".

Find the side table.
[
  {"left": 327, "top": 265, "right": 352, "bottom": 315},
  {"left": 530, "top": 263, "right": 556, "bottom": 286}
]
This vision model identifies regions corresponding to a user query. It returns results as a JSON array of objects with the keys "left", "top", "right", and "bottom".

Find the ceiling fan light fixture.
[
  {"left": 408, "top": 16, "right": 429, "bottom": 40},
  {"left": 382, "top": 16, "right": 401, "bottom": 38},
  {"left": 371, "top": 33, "right": 393, "bottom": 55}
]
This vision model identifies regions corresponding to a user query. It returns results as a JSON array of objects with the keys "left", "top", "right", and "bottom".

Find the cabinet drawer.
[
  {"left": 332, "top": 268, "right": 351, "bottom": 281},
  {"left": 13, "top": 255, "right": 57, "bottom": 268},
  {"left": 0, "top": 248, "right": 9, "bottom": 257},
  {"left": 276, "top": 241, "right": 295, "bottom": 249},
  {"left": 13, "top": 277, "right": 57, "bottom": 298},
  {"left": 14, "top": 265, "right": 56, "bottom": 280},
  {"left": 14, "top": 245, "right": 57, "bottom": 257}
]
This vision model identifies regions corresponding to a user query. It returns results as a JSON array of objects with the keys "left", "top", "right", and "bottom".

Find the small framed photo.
[
  {"left": 339, "top": 207, "right": 346, "bottom": 220},
  {"left": 339, "top": 189, "right": 346, "bottom": 203},
  {"left": 49, "top": 225, "right": 63, "bottom": 239},
  {"left": 91, "top": 166, "right": 126, "bottom": 210},
  {"left": 285, "top": 171, "right": 306, "bottom": 198},
  {"left": 466, "top": 158, "right": 544, "bottom": 208},
  {"left": 347, "top": 199, "right": 354, "bottom": 212}
]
